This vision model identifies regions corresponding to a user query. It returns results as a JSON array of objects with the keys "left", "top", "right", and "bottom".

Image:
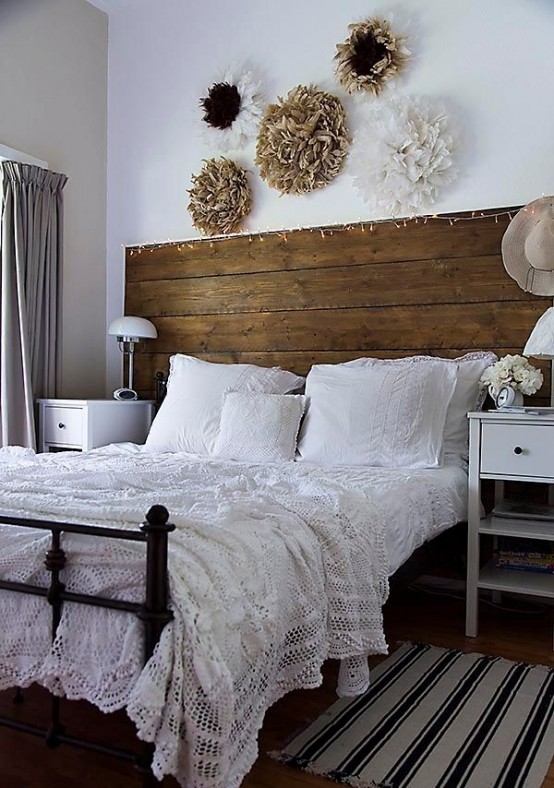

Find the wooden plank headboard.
[{"left": 125, "top": 210, "right": 551, "bottom": 405}]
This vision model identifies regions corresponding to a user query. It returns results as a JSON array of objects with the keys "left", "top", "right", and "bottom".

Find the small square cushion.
[
  {"left": 212, "top": 392, "right": 306, "bottom": 463},
  {"left": 145, "top": 355, "right": 305, "bottom": 455}
]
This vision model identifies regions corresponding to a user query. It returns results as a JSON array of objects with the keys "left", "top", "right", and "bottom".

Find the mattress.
[{"left": 300, "top": 462, "right": 468, "bottom": 575}]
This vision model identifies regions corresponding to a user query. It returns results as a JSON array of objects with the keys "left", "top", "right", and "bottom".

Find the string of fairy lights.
[{"left": 126, "top": 206, "right": 524, "bottom": 256}]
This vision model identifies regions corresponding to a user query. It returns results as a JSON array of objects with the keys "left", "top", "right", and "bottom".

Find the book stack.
[
  {"left": 495, "top": 537, "right": 554, "bottom": 574},
  {"left": 493, "top": 501, "right": 554, "bottom": 574}
]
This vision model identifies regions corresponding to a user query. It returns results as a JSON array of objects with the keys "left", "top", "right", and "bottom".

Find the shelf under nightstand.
[
  {"left": 478, "top": 560, "right": 554, "bottom": 599},
  {"left": 479, "top": 514, "right": 554, "bottom": 541}
]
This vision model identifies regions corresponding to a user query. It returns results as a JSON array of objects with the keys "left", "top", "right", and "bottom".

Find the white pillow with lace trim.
[
  {"left": 341, "top": 351, "right": 497, "bottom": 461},
  {"left": 212, "top": 391, "right": 306, "bottom": 463},
  {"left": 145, "top": 355, "right": 305, "bottom": 455},
  {"left": 297, "top": 361, "right": 457, "bottom": 468}
]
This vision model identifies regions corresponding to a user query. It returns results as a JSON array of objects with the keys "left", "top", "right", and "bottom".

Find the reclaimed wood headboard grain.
[{"left": 125, "top": 210, "right": 551, "bottom": 405}]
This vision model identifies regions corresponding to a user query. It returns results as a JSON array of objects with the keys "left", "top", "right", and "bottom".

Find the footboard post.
[
  {"left": 136, "top": 505, "right": 175, "bottom": 786},
  {"left": 140, "top": 504, "right": 175, "bottom": 661},
  {"left": 45, "top": 529, "right": 67, "bottom": 748}
]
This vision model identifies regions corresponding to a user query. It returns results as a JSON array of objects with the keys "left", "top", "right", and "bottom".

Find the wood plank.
[
  {"left": 126, "top": 215, "right": 511, "bottom": 280},
  {"left": 126, "top": 206, "right": 550, "bottom": 405},
  {"left": 125, "top": 256, "right": 537, "bottom": 317},
  {"left": 137, "top": 301, "right": 544, "bottom": 355}
]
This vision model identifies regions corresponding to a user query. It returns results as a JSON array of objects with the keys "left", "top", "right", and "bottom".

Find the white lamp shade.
[
  {"left": 523, "top": 306, "right": 554, "bottom": 359},
  {"left": 108, "top": 315, "right": 157, "bottom": 340}
]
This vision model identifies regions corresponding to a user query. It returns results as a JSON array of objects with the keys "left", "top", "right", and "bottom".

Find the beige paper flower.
[{"left": 187, "top": 158, "right": 252, "bottom": 236}]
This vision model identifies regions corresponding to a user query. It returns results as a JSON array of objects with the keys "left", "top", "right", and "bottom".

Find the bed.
[
  {"left": 0, "top": 344, "right": 490, "bottom": 787},
  {"left": 0, "top": 210, "right": 547, "bottom": 787}
]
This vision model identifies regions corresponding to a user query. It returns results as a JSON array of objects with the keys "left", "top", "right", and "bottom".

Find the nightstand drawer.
[
  {"left": 42, "top": 406, "right": 84, "bottom": 446},
  {"left": 481, "top": 423, "right": 554, "bottom": 478}
]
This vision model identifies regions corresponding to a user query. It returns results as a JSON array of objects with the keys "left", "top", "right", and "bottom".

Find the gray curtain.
[{"left": 0, "top": 162, "right": 67, "bottom": 448}]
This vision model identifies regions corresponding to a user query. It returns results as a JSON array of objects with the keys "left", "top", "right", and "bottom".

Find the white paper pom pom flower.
[
  {"left": 350, "top": 95, "right": 458, "bottom": 216},
  {"left": 200, "top": 66, "right": 264, "bottom": 153}
]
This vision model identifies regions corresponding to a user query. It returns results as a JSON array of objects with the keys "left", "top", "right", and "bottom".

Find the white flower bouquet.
[{"left": 479, "top": 354, "right": 543, "bottom": 397}]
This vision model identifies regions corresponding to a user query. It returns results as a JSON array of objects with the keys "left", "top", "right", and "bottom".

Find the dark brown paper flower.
[
  {"left": 200, "top": 82, "right": 242, "bottom": 130},
  {"left": 335, "top": 18, "right": 410, "bottom": 96}
]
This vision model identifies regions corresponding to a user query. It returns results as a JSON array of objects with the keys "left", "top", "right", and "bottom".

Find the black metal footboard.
[{"left": 0, "top": 504, "right": 175, "bottom": 787}]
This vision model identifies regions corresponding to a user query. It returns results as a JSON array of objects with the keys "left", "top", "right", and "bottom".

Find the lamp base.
[{"left": 113, "top": 387, "right": 138, "bottom": 401}]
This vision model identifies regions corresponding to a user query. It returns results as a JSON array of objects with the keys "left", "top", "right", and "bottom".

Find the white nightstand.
[
  {"left": 37, "top": 399, "right": 155, "bottom": 453},
  {"left": 466, "top": 410, "right": 554, "bottom": 644}
]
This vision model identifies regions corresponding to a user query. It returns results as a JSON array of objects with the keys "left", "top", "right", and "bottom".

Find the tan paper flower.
[
  {"left": 187, "top": 158, "right": 252, "bottom": 236},
  {"left": 335, "top": 17, "right": 410, "bottom": 96},
  {"left": 255, "top": 84, "right": 350, "bottom": 195}
]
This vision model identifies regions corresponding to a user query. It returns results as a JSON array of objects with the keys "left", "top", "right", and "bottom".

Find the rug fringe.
[{"left": 268, "top": 750, "right": 392, "bottom": 788}]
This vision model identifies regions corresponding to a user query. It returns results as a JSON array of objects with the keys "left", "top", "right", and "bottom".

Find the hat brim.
[{"left": 501, "top": 196, "right": 554, "bottom": 296}]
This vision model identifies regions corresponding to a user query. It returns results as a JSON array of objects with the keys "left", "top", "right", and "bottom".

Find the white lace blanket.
[{"left": 0, "top": 445, "right": 389, "bottom": 787}]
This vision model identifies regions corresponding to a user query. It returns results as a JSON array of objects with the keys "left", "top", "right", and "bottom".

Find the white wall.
[
  {"left": 106, "top": 0, "right": 554, "bottom": 391},
  {"left": 0, "top": 0, "right": 108, "bottom": 398}
]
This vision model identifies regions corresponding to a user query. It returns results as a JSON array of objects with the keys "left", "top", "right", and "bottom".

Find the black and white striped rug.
[{"left": 272, "top": 642, "right": 554, "bottom": 788}]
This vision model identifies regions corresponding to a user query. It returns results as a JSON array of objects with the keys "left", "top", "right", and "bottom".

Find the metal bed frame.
[
  {"left": 0, "top": 378, "right": 175, "bottom": 786},
  {"left": 0, "top": 506, "right": 174, "bottom": 786}
]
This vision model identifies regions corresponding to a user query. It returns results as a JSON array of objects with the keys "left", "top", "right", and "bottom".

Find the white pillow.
[
  {"left": 145, "top": 355, "right": 305, "bottom": 454},
  {"left": 297, "top": 361, "right": 457, "bottom": 468},
  {"left": 342, "top": 351, "right": 497, "bottom": 460},
  {"left": 212, "top": 392, "right": 306, "bottom": 463}
]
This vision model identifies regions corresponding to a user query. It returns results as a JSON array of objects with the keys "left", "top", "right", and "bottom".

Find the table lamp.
[
  {"left": 524, "top": 306, "right": 554, "bottom": 408},
  {"left": 523, "top": 307, "right": 554, "bottom": 359},
  {"left": 108, "top": 315, "right": 157, "bottom": 400}
]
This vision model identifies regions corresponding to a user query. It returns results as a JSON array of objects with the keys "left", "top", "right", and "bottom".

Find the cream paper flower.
[
  {"left": 350, "top": 94, "right": 458, "bottom": 216},
  {"left": 200, "top": 66, "right": 264, "bottom": 153}
]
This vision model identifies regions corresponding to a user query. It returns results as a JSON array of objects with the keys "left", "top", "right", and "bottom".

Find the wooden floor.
[{"left": 1, "top": 584, "right": 552, "bottom": 787}]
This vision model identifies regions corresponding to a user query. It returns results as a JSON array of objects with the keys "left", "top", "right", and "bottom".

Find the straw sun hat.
[{"left": 501, "top": 196, "right": 554, "bottom": 296}]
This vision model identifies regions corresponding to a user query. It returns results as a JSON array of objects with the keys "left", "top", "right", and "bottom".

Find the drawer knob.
[
  {"left": 58, "top": 422, "right": 66, "bottom": 429},
  {"left": 513, "top": 446, "right": 523, "bottom": 455}
]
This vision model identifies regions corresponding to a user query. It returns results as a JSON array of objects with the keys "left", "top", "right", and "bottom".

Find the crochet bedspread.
[{"left": 0, "top": 445, "right": 389, "bottom": 787}]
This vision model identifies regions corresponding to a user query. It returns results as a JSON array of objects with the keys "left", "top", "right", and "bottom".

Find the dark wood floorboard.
[{"left": 0, "top": 585, "right": 552, "bottom": 787}]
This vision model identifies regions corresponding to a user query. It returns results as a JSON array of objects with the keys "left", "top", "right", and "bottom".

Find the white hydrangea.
[{"left": 479, "top": 354, "right": 543, "bottom": 396}]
